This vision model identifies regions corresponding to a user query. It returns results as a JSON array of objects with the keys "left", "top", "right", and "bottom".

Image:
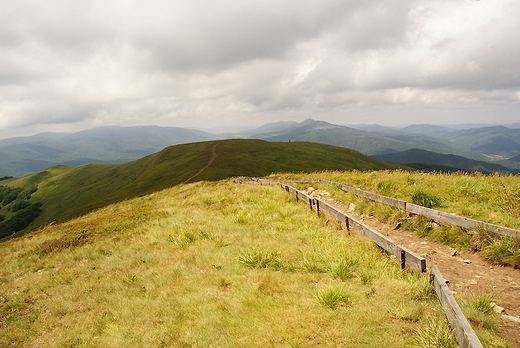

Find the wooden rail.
[{"left": 430, "top": 266, "right": 484, "bottom": 348}]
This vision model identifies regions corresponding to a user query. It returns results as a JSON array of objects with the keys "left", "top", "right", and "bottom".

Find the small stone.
[
  {"left": 501, "top": 314, "right": 520, "bottom": 324},
  {"left": 348, "top": 203, "right": 355, "bottom": 212},
  {"left": 420, "top": 241, "right": 427, "bottom": 245},
  {"left": 451, "top": 250, "right": 457, "bottom": 256},
  {"left": 491, "top": 303, "right": 505, "bottom": 313},
  {"left": 464, "top": 259, "right": 471, "bottom": 264}
]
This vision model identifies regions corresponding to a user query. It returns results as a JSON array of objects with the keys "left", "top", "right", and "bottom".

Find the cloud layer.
[{"left": 1, "top": 0, "right": 519, "bottom": 137}]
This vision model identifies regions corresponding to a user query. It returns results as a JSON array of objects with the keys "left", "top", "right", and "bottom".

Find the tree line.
[{"left": 0, "top": 185, "right": 42, "bottom": 239}]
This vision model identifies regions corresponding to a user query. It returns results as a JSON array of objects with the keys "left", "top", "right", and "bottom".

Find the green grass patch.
[{"left": 317, "top": 286, "right": 352, "bottom": 309}]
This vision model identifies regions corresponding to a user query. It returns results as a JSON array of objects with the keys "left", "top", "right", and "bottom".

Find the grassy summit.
[{"left": 2, "top": 139, "right": 398, "bottom": 237}]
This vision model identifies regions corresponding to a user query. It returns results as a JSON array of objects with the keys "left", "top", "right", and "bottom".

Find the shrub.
[{"left": 411, "top": 191, "right": 442, "bottom": 208}]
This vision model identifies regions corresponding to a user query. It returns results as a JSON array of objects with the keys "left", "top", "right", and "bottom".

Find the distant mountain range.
[
  {"left": 372, "top": 149, "right": 516, "bottom": 174},
  {"left": 1, "top": 119, "right": 519, "bottom": 177},
  {"left": 0, "top": 126, "right": 219, "bottom": 177}
]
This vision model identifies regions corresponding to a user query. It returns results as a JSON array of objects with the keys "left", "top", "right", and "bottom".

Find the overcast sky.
[{"left": 1, "top": 0, "right": 519, "bottom": 139}]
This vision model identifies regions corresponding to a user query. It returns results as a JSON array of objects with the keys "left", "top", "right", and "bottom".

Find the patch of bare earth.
[{"left": 315, "top": 192, "right": 520, "bottom": 347}]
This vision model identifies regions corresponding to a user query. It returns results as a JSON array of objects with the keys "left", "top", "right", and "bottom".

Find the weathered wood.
[
  {"left": 406, "top": 203, "right": 520, "bottom": 240},
  {"left": 430, "top": 266, "right": 484, "bottom": 348},
  {"left": 335, "top": 183, "right": 407, "bottom": 210},
  {"left": 347, "top": 216, "right": 427, "bottom": 273}
]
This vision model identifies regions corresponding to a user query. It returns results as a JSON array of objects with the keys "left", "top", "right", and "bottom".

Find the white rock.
[
  {"left": 501, "top": 314, "right": 520, "bottom": 324},
  {"left": 464, "top": 259, "right": 471, "bottom": 264},
  {"left": 491, "top": 303, "right": 505, "bottom": 313}
]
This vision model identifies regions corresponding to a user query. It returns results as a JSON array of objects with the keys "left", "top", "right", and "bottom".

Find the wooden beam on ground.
[{"left": 430, "top": 266, "right": 484, "bottom": 348}]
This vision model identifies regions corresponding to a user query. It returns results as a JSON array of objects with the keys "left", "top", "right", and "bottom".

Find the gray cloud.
[{"left": 0, "top": 0, "right": 519, "bottom": 139}]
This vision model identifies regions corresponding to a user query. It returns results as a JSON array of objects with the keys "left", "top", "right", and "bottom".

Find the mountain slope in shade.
[
  {"left": 445, "top": 126, "right": 520, "bottom": 157},
  {"left": 372, "top": 148, "right": 516, "bottom": 174},
  {"left": 509, "top": 154, "right": 520, "bottom": 162}
]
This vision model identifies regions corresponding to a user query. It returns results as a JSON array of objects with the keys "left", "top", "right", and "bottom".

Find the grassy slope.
[
  {"left": 0, "top": 181, "right": 460, "bottom": 347},
  {"left": 6, "top": 139, "right": 398, "bottom": 235},
  {"left": 276, "top": 170, "right": 520, "bottom": 268}
]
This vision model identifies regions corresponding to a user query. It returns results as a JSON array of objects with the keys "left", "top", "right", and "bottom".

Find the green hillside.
[
  {"left": 1, "top": 139, "right": 398, "bottom": 239},
  {"left": 0, "top": 181, "right": 460, "bottom": 347}
]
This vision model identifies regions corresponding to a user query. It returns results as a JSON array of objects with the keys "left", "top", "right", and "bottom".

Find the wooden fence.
[
  {"left": 430, "top": 266, "right": 484, "bottom": 348},
  {"left": 264, "top": 181, "right": 485, "bottom": 348},
  {"left": 264, "top": 178, "right": 520, "bottom": 241}
]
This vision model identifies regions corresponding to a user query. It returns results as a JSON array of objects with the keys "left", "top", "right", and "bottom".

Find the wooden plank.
[
  {"left": 406, "top": 203, "right": 520, "bottom": 240},
  {"left": 430, "top": 266, "right": 484, "bottom": 348},
  {"left": 406, "top": 203, "right": 474, "bottom": 227},
  {"left": 347, "top": 216, "right": 426, "bottom": 273},
  {"left": 335, "top": 183, "right": 407, "bottom": 210}
]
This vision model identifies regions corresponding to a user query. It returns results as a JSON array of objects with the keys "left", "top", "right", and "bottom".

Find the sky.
[{"left": 1, "top": 0, "right": 519, "bottom": 139}]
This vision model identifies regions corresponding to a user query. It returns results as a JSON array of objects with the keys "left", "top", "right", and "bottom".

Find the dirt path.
[
  {"left": 311, "top": 191, "right": 520, "bottom": 346},
  {"left": 183, "top": 144, "right": 217, "bottom": 184}
]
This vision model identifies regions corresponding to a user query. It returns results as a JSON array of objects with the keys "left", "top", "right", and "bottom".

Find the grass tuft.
[
  {"left": 238, "top": 246, "right": 285, "bottom": 271},
  {"left": 481, "top": 236, "right": 520, "bottom": 269},
  {"left": 317, "top": 286, "right": 351, "bottom": 309},
  {"left": 414, "top": 316, "right": 458, "bottom": 348},
  {"left": 331, "top": 257, "right": 357, "bottom": 281},
  {"left": 460, "top": 292, "right": 499, "bottom": 331}
]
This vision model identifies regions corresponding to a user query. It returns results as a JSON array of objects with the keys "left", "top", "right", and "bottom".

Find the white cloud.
[{"left": 0, "top": 0, "right": 519, "bottom": 139}]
